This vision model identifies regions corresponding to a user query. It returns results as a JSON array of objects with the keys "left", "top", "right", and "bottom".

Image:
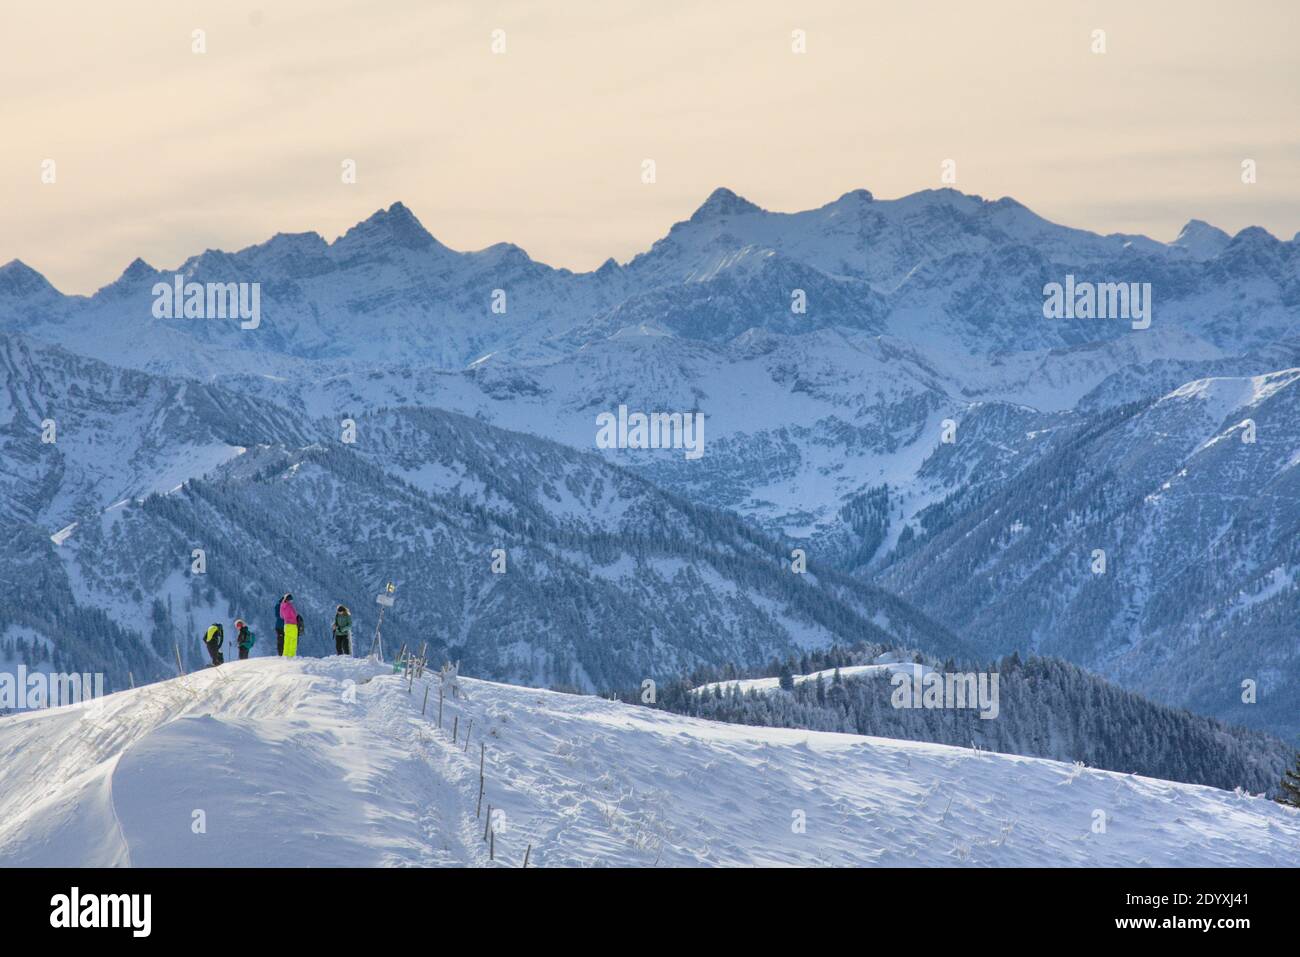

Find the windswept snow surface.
[{"left": 0, "top": 658, "right": 1294, "bottom": 867}]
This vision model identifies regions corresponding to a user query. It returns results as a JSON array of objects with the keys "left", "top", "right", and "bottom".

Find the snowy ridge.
[
  {"left": 0, "top": 657, "right": 1294, "bottom": 867},
  {"left": 691, "top": 656, "right": 933, "bottom": 697}
]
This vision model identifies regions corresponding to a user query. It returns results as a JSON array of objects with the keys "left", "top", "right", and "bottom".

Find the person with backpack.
[
  {"left": 280, "top": 593, "right": 301, "bottom": 657},
  {"left": 203, "top": 623, "right": 224, "bottom": 667},
  {"left": 274, "top": 599, "right": 285, "bottom": 656},
  {"left": 234, "top": 619, "right": 256, "bottom": 660},
  {"left": 332, "top": 605, "right": 353, "bottom": 655}
]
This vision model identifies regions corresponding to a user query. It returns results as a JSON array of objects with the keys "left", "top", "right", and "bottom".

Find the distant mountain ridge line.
[{"left": 1, "top": 185, "right": 1291, "bottom": 297}]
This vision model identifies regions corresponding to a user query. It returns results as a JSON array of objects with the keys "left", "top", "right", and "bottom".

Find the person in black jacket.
[
  {"left": 332, "top": 605, "right": 353, "bottom": 656},
  {"left": 274, "top": 600, "right": 284, "bottom": 656},
  {"left": 203, "top": 623, "right": 224, "bottom": 667}
]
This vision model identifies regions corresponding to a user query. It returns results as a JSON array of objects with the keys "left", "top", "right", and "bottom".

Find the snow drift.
[{"left": 0, "top": 657, "right": 1294, "bottom": 867}]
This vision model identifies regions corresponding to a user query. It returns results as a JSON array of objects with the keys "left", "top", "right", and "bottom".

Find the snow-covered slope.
[
  {"left": 2, "top": 349, "right": 966, "bottom": 696},
  {"left": 0, "top": 333, "right": 307, "bottom": 531},
  {"left": 0, "top": 657, "right": 1293, "bottom": 867},
  {"left": 222, "top": 330, "right": 1082, "bottom": 559},
  {"left": 879, "top": 368, "right": 1300, "bottom": 735}
]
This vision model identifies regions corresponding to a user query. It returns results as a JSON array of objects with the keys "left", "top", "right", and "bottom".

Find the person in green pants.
[{"left": 332, "top": 605, "right": 353, "bottom": 655}]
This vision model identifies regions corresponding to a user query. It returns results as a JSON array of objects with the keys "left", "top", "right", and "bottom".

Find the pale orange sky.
[{"left": 2, "top": 0, "right": 1297, "bottom": 294}]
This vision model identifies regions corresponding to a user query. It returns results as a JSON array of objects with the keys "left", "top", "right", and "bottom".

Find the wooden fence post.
[
  {"left": 421, "top": 686, "right": 429, "bottom": 716},
  {"left": 476, "top": 743, "right": 485, "bottom": 818},
  {"left": 476, "top": 742, "right": 486, "bottom": 818},
  {"left": 523, "top": 844, "right": 531, "bottom": 868}
]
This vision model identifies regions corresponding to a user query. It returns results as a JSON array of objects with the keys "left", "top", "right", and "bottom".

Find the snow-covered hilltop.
[{"left": 0, "top": 657, "right": 1294, "bottom": 867}]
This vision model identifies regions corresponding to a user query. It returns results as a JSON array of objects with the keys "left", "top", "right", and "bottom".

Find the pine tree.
[
  {"left": 778, "top": 663, "right": 795, "bottom": 692},
  {"left": 1278, "top": 752, "right": 1300, "bottom": 808}
]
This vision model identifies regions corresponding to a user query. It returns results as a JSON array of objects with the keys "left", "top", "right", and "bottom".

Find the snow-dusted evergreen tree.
[
  {"left": 1278, "top": 753, "right": 1300, "bottom": 808},
  {"left": 778, "top": 662, "right": 795, "bottom": 691}
]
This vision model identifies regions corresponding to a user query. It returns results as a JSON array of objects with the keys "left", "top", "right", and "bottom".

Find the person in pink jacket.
[{"left": 279, "top": 593, "right": 301, "bottom": 657}]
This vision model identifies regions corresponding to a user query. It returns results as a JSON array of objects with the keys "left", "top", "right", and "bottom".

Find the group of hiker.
[{"left": 201, "top": 595, "right": 353, "bottom": 667}]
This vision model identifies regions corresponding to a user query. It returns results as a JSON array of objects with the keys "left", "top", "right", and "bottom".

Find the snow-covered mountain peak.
[
  {"left": 831, "top": 187, "right": 875, "bottom": 206},
  {"left": 689, "top": 186, "right": 765, "bottom": 223},
  {"left": 118, "top": 257, "right": 158, "bottom": 282},
  {"left": 256, "top": 230, "right": 331, "bottom": 257},
  {"left": 332, "top": 200, "right": 444, "bottom": 257},
  {"left": 1216, "top": 225, "right": 1288, "bottom": 273},
  {"left": 92, "top": 257, "right": 162, "bottom": 298},
  {"left": 175, "top": 247, "right": 243, "bottom": 279},
  {"left": 1170, "top": 218, "right": 1231, "bottom": 258},
  {"left": 0, "top": 259, "right": 59, "bottom": 298},
  {"left": 889, "top": 187, "right": 985, "bottom": 214},
  {"left": 219, "top": 230, "right": 335, "bottom": 279},
  {"left": 472, "top": 240, "right": 543, "bottom": 271},
  {"left": 1228, "top": 224, "right": 1281, "bottom": 249}
]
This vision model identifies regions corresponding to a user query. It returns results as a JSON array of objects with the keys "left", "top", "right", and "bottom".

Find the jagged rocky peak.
[
  {"left": 91, "top": 256, "right": 159, "bottom": 296},
  {"left": 335, "top": 200, "right": 441, "bottom": 253},
  {"left": 689, "top": 187, "right": 764, "bottom": 223},
  {"left": 119, "top": 257, "right": 157, "bottom": 281},
  {"left": 0, "top": 258, "right": 59, "bottom": 297},
  {"left": 261, "top": 230, "right": 329, "bottom": 253}
]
